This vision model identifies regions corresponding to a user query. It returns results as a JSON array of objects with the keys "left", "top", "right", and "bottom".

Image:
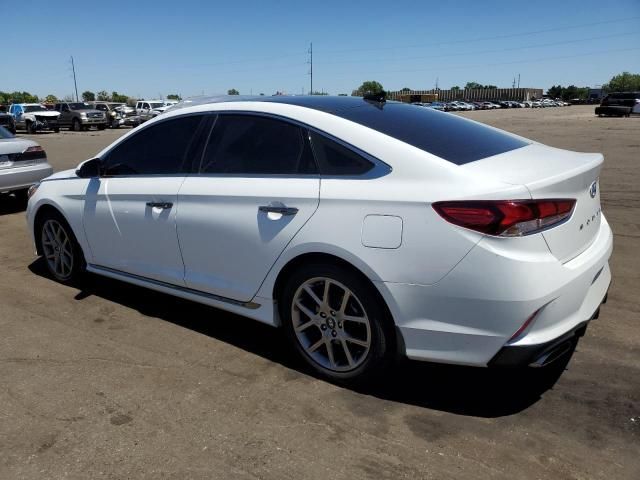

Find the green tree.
[
  {"left": 5, "top": 91, "right": 39, "bottom": 103},
  {"left": 44, "top": 94, "right": 58, "bottom": 104},
  {"left": 166, "top": 94, "right": 181, "bottom": 100},
  {"left": 451, "top": 86, "right": 461, "bottom": 91},
  {"left": 337, "top": 93, "right": 348, "bottom": 96},
  {"left": 464, "top": 82, "right": 483, "bottom": 89},
  {"left": 311, "top": 91, "right": 328, "bottom": 95},
  {"left": 483, "top": 85, "right": 497, "bottom": 89},
  {"left": 603, "top": 71, "right": 640, "bottom": 92},
  {"left": 82, "top": 91, "right": 95, "bottom": 102},
  {"left": 96, "top": 90, "right": 110, "bottom": 101},
  {"left": 353, "top": 80, "right": 384, "bottom": 97},
  {"left": 111, "top": 92, "right": 129, "bottom": 103},
  {"left": 547, "top": 85, "right": 563, "bottom": 98},
  {"left": 227, "top": 88, "right": 240, "bottom": 95},
  {"left": 400, "top": 87, "right": 411, "bottom": 92}
]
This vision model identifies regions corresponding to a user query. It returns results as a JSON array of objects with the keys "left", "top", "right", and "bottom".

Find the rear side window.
[
  {"left": 103, "top": 115, "right": 204, "bottom": 175},
  {"left": 200, "top": 114, "right": 317, "bottom": 175},
  {"left": 309, "top": 131, "right": 374, "bottom": 175},
  {"left": 337, "top": 103, "right": 528, "bottom": 165}
]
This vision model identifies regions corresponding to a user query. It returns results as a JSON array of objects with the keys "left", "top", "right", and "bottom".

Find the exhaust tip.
[{"left": 529, "top": 340, "right": 574, "bottom": 368}]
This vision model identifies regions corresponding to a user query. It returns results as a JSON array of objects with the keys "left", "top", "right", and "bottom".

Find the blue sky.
[{"left": 3, "top": 0, "right": 639, "bottom": 99}]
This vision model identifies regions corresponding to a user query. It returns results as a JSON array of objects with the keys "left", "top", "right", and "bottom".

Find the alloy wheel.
[
  {"left": 291, "top": 277, "right": 372, "bottom": 372},
  {"left": 41, "top": 219, "right": 74, "bottom": 280}
]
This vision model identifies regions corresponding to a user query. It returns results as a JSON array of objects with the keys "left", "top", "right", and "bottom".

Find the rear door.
[
  {"left": 177, "top": 113, "right": 320, "bottom": 302},
  {"left": 83, "top": 114, "right": 207, "bottom": 285}
]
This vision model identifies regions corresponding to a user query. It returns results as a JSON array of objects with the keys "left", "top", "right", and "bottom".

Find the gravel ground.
[{"left": 0, "top": 105, "right": 638, "bottom": 479}]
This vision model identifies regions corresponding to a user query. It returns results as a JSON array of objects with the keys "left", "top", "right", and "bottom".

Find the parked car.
[
  {"left": 595, "top": 92, "right": 640, "bottom": 117},
  {"left": 89, "top": 102, "right": 127, "bottom": 128},
  {"left": 0, "top": 111, "right": 16, "bottom": 134},
  {"left": 0, "top": 126, "right": 53, "bottom": 196},
  {"left": 482, "top": 102, "right": 500, "bottom": 109},
  {"left": 27, "top": 96, "right": 613, "bottom": 384},
  {"left": 54, "top": 102, "right": 107, "bottom": 131},
  {"left": 114, "top": 105, "right": 142, "bottom": 127},
  {"left": 8, "top": 104, "right": 60, "bottom": 133},
  {"left": 427, "top": 102, "right": 446, "bottom": 111},
  {"left": 135, "top": 100, "right": 166, "bottom": 122}
]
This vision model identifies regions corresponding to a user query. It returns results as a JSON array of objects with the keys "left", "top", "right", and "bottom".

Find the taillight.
[
  {"left": 432, "top": 199, "right": 576, "bottom": 237},
  {"left": 20, "top": 145, "right": 46, "bottom": 162}
]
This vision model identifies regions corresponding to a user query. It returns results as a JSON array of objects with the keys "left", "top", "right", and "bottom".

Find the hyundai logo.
[{"left": 589, "top": 180, "right": 598, "bottom": 198}]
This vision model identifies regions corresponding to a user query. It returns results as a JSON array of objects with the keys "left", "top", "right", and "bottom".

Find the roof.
[{"left": 168, "top": 95, "right": 527, "bottom": 166}]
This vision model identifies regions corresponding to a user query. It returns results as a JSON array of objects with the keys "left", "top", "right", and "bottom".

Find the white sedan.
[
  {"left": 26, "top": 96, "right": 612, "bottom": 384},
  {"left": 0, "top": 126, "right": 53, "bottom": 195}
]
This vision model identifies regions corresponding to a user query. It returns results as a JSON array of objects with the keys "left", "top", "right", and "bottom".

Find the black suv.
[{"left": 595, "top": 92, "right": 640, "bottom": 117}]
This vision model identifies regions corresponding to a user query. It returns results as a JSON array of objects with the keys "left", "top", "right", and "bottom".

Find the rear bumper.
[
  {"left": 377, "top": 216, "right": 613, "bottom": 367},
  {"left": 0, "top": 163, "right": 53, "bottom": 192},
  {"left": 488, "top": 297, "right": 606, "bottom": 368}
]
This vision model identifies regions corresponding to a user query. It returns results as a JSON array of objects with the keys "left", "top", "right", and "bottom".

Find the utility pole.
[
  {"left": 517, "top": 73, "right": 521, "bottom": 89},
  {"left": 308, "top": 42, "right": 313, "bottom": 95},
  {"left": 70, "top": 56, "right": 79, "bottom": 102}
]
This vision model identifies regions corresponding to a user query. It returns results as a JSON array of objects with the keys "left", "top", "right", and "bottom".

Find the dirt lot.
[{"left": 1, "top": 106, "right": 638, "bottom": 479}]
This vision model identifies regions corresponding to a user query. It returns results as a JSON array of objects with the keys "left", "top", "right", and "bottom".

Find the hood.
[
  {"left": 43, "top": 168, "right": 77, "bottom": 181},
  {"left": 26, "top": 111, "right": 60, "bottom": 118}
]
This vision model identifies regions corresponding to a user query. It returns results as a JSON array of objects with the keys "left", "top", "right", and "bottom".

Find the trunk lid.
[{"left": 463, "top": 144, "right": 603, "bottom": 263}]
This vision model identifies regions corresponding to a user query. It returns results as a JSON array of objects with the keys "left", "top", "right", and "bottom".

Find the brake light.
[
  {"left": 432, "top": 199, "right": 575, "bottom": 237},
  {"left": 24, "top": 146, "right": 44, "bottom": 153}
]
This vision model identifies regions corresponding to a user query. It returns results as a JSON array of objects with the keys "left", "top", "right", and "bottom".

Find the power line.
[
  {"left": 321, "top": 46, "right": 640, "bottom": 79},
  {"left": 318, "top": 16, "right": 640, "bottom": 56},
  {"left": 315, "top": 31, "right": 639, "bottom": 66}
]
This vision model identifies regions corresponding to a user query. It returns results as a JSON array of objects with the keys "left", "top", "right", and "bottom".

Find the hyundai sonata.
[{"left": 26, "top": 96, "right": 612, "bottom": 383}]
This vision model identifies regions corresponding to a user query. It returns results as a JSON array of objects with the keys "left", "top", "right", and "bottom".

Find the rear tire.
[
  {"left": 36, "top": 210, "right": 85, "bottom": 284},
  {"left": 280, "top": 263, "right": 392, "bottom": 385}
]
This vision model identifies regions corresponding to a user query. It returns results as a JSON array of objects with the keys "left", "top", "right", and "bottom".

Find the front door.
[{"left": 83, "top": 114, "right": 207, "bottom": 285}]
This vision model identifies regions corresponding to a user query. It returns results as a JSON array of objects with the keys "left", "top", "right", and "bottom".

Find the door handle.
[
  {"left": 259, "top": 206, "right": 298, "bottom": 216},
  {"left": 146, "top": 201, "right": 173, "bottom": 209}
]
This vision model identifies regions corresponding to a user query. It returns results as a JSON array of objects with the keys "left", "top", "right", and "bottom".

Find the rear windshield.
[{"left": 335, "top": 102, "right": 528, "bottom": 165}]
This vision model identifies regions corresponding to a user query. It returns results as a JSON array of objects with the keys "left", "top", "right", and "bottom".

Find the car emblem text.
[{"left": 589, "top": 180, "right": 598, "bottom": 198}]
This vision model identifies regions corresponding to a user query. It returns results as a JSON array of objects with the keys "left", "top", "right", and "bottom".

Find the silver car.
[{"left": 0, "top": 126, "right": 53, "bottom": 195}]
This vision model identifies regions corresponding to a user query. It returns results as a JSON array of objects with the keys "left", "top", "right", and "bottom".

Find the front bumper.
[
  {"left": 0, "top": 162, "right": 53, "bottom": 193},
  {"left": 377, "top": 216, "right": 613, "bottom": 367}
]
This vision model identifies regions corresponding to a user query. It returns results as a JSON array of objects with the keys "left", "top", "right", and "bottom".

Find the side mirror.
[{"left": 76, "top": 158, "right": 102, "bottom": 178}]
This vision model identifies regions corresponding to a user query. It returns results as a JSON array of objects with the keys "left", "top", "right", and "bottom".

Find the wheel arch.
[
  {"left": 32, "top": 203, "right": 80, "bottom": 257},
  {"left": 271, "top": 251, "right": 401, "bottom": 355}
]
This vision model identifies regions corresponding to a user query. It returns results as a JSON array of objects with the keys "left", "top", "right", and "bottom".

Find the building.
[{"left": 388, "top": 87, "right": 543, "bottom": 102}]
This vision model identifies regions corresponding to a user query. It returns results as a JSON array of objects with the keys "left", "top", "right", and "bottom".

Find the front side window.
[
  {"left": 102, "top": 115, "right": 204, "bottom": 175},
  {"left": 200, "top": 114, "right": 316, "bottom": 175},
  {"left": 309, "top": 131, "right": 374, "bottom": 176}
]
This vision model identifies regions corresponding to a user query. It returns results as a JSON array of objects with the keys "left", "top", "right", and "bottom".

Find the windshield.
[
  {"left": 68, "top": 102, "right": 92, "bottom": 110},
  {"left": 0, "top": 125, "right": 15, "bottom": 139},
  {"left": 149, "top": 102, "right": 164, "bottom": 109},
  {"left": 23, "top": 105, "right": 49, "bottom": 113}
]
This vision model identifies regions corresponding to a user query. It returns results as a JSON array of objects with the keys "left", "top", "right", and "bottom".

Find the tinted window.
[
  {"left": 103, "top": 115, "right": 204, "bottom": 175},
  {"left": 257, "top": 96, "right": 528, "bottom": 165},
  {"left": 309, "top": 131, "right": 374, "bottom": 175},
  {"left": 200, "top": 114, "right": 316, "bottom": 175}
]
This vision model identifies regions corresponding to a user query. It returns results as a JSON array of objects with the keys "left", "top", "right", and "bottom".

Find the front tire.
[
  {"left": 37, "top": 211, "right": 84, "bottom": 283},
  {"left": 280, "top": 263, "right": 392, "bottom": 384},
  {"left": 27, "top": 121, "right": 36, "bottom": 134},
  {"left": 72, "top": 118, "right": 82, "bottom": 132}
]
